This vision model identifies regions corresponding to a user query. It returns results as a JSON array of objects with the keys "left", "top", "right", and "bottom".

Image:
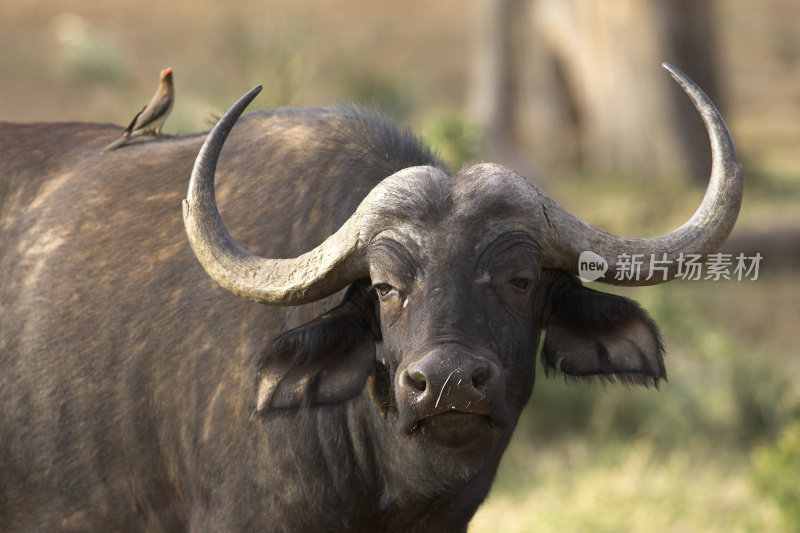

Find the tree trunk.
[{"left": 470, "top": 0, "right": 721, "bottom": 182}]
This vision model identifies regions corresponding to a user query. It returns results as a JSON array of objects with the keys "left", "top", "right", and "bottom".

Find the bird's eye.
[{"left": 509, "top": 277, "right": 532, "bottom": 291}]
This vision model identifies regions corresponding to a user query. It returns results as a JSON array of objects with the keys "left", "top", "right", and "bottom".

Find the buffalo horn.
[
  {"left": 183, "top": 87, "right": 438, "bottom": 305},
  {"left": 182, "top": 86, "right": 370, "bottom": 305},
  {"left": 538, "top": 62, "right": 743, "bottom": 285}
]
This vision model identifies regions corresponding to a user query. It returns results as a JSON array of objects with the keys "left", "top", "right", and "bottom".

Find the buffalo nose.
[{"left": 402, "top": 349, "right": 491, "bottom": 411}]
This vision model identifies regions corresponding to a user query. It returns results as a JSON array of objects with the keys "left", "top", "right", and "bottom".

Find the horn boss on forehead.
[{"left": 183, "top": 63, "right": 742, "bottom": 299}]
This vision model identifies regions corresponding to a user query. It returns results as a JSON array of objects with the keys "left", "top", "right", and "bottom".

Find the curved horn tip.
[
  {"left": 211, "top": 85, "right": 264, "bottom": 135},
  {"left": 662, "top": 62, "right": 687, "bottom": 83},
  {"left": 245, "top": 84, "right": 264, "bottom": 101},
  {"left": 220, "top": 85, "right": 264, "bottom": 126},
  {"left": 661, "top": 63, "right": 701, "bottom": 97},
  {"left": 185, "top": 85, "right": 263, "bottom": 205},
  {"left": 240, "top": 84, "right": 264, "bottom": 103}
]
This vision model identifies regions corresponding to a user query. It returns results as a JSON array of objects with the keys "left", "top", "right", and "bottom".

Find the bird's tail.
[{"left": 102, "top": 135, "right": 130, "bottom": 152}]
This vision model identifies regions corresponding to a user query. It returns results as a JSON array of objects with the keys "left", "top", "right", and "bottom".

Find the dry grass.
[{"left": 471, "top": 437, "right": 785, "bottom": 533}]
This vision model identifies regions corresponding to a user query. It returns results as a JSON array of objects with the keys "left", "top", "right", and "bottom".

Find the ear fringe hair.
[{"left": 542, "top": 363, "right": 665, "bottom": 389}]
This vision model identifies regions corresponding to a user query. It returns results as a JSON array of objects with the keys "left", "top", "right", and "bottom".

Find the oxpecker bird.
[{"left": 103, "top": 67, "right": 175, "bottom": 151}]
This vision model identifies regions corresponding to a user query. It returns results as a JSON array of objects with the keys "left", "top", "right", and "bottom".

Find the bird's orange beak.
[{"left": 161, "top": 67, "right": 173, "bottom": 78}]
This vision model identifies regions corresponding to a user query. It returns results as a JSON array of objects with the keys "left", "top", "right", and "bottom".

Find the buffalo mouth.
[{"left": 407, "top": 410, "right": 501, "bottom": 450}]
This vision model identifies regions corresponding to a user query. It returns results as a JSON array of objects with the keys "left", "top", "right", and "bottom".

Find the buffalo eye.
[
  {"left": 371, "top": 283, "right": 397, "bottom": 302},
  {"left": 508, "top": 277, "right": 532, "bottom": 292}
]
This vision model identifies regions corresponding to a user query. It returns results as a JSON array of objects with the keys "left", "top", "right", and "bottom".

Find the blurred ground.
[{"left": 1, "top": 1, "right": 798, "bottom": 531}]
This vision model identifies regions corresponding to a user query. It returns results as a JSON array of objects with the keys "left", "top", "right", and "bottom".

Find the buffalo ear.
[
  {"left": 255, "top": 281, "right": 379, "bottom": 413},
  {"left": 539, "top": 270, "right": 666, "bottom": 387}
]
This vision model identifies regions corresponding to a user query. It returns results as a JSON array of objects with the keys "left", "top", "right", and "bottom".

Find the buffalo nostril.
[
  {"left": 405, "top": 370, "right": 427, "bottom": 393},
  {"left": 471, "top": 364, "right": 490, "bottom": 389}
]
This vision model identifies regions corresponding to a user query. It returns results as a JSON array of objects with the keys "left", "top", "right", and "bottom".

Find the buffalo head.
[{"left": 182, "top": 63, "right": 741, "bottom": 484}]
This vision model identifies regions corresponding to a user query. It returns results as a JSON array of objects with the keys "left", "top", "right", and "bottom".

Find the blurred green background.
[{"left": 1, "top": 1, "right": 798, "bottom": 531}]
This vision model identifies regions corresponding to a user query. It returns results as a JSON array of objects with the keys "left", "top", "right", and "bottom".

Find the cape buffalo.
[{"left": 0, "top": 64, "right": 741, "bottom": 531}]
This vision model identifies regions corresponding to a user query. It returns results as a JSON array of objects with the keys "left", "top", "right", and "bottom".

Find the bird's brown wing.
[
  {"left": 123, "top": 105, "right": 147, "bottom": 135},
  {"left": 131, "top": 95, "right": 173, "bottom": 133}
]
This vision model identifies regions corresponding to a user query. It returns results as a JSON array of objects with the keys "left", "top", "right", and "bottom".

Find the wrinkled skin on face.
[
  {"left": 368, "top": 179, "right": 538, "bottom": 463},
  {"left": 370, "top": 237, "right": 534, "bottom": 476},
  {"left": 257, "top": 166, "right": 665, "bottom": 499}
]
